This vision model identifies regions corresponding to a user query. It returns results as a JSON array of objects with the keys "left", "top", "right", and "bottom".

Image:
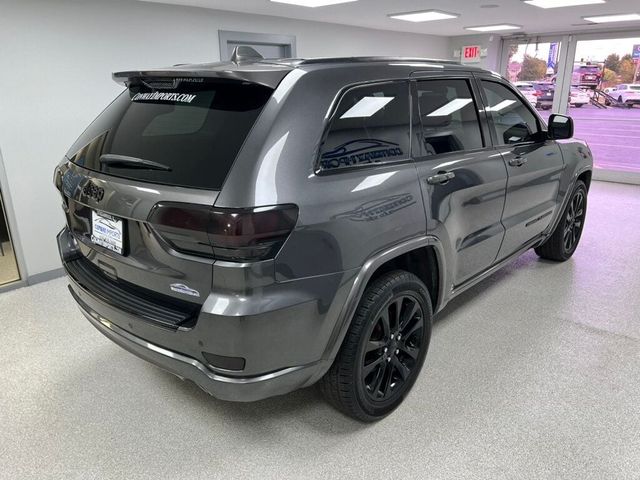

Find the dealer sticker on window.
[{"left": 91, "top": 211, "right": 124, "bottom": 255}]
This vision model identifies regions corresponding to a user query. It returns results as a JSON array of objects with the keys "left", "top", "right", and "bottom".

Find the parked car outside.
[
  {"left": 533, "top": 82, "right": 555, "bottom": 110},
  {"left": 514, "top": 81, "right": 538, "bottom": 106},
  {"left": 609, "top": 84, "right": 640, "bottom": 106},
  {"left": 570, "top": 87, "right": 590, "bottom": 107},
  {"left": 54, "top": 52, "right": 593, "bottom": 421}
]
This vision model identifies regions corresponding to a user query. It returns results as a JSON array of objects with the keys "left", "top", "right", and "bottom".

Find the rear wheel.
[
  {"left": 320, "top": 270, "right": 432, "bottom": 422},
  {"left": 535, "top": 180, "right": 587, "bottom": 261}
]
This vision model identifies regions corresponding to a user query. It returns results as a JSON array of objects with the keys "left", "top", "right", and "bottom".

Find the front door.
[
  {"left": 476, "top": 77, "right": 564, "bottom": 261},
  {"left": 411, "top": 76, "right": 508, "bottom": 287}
]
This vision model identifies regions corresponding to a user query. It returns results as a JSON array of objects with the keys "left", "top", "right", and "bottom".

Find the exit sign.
[{"left": 461, "top": 45, "right": 481, "bottom": 64}]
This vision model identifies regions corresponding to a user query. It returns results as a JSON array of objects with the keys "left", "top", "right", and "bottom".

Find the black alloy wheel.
[
  {"left": 320, "top": 270, "right": 432, "bottom": 422},
  {"left": 362, "top": 294, "right": 424, "bottom": 402},
  {"left": 563, "top": 188, "right": 585, "bottom": 254},
  {"left": 535, "top": 179, "right": 588, "bottom": 261}
]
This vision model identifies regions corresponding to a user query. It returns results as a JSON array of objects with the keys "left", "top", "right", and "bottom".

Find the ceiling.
[{"left": 139, "top": 0, "right": 640, "bottom": 36}]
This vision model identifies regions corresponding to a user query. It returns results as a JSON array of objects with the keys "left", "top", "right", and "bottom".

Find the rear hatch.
[{"left": 56, "top": 72, "right": 279, "bottom": 327}]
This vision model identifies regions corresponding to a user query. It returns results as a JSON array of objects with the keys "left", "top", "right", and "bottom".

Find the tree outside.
[{"left": 518, "top": 55, "right": 548, "bottom": 82}]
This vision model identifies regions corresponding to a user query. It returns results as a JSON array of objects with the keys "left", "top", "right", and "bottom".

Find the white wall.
[
  {"left": 0, "top": 0, "right": 449, "bottom": 279},
  {"left": 448, "top": 34, "right": 503, "bottom": 72}
]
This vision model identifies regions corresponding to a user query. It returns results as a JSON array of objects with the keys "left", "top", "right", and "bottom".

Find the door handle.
[
  {"left": 427, "top": 171, "right": 455, "bottom": 185},
  {"left": 508, "top": 156, "right": 528, "bottom": 167}
]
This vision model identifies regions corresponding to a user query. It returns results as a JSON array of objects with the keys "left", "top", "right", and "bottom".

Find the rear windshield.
[
  {"left": 577, "top": 66, "right": 600, "bottom": 73},
  {"left": 67, "top": 79, "right": 273, "bottom": 190},
  {"left": 630, "top": 86, "right": 640, "bottom": 91}
]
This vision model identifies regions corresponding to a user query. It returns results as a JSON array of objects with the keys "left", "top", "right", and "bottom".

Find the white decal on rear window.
[{"left": 131, "top": 92, "right": 197, "bottom": 104}]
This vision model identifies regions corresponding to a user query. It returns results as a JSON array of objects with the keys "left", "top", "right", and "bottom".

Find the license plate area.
[{"left": 91, "top": 210, "right": 125, "bottom": 255}]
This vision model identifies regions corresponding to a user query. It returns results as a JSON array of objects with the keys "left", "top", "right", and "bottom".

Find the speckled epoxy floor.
[{"left": 1, "top": 180, "right": 639, "bottom": 480}]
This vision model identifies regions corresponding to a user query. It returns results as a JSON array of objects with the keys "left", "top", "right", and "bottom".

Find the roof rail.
[{"left": 298, "top": 56, "right": 460, "bottom": 66}]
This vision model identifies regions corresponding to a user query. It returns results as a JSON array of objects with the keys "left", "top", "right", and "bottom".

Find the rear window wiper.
[{"left": 99, "top": 154, "right": 172, "bottom": 171}]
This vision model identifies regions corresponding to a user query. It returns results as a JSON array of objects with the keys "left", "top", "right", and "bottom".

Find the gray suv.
[{"left": 55, "top": 52, "right": 593, "bottom": 421}]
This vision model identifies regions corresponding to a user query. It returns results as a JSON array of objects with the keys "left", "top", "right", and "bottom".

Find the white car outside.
[
  {"left": 610, "top": 84, "right": 640, "bottom": 106},
  {"left": 514, "top": 82, "right": 538, "bottom": 106},
  {"left": 570, "top": 88, "right": 590, "bottom": 107}
]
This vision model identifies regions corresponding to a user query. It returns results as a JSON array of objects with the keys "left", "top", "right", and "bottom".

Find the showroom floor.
[{"left": 1, "top": 180, "right": 639, "bottom": 480}]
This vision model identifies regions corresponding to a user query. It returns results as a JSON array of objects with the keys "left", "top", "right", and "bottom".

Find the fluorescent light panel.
[
  {"left": 270, "top": 0, "right": 357, "bottom": 7},
  {"left": 583, "top": 13, "right": 640, "bottom": 23},
  {"left": 486, "top": 100, "right": 517, "bottom": 112},
  {"left": 427, "top": 98, "right": 473, "bottom": 117},
  {"left": 389, "top": 10, "right": 459, "bottom": 22},
  {"left": 524, "top": 0, "right": 605, "bottom": 8},
  {"left": 340, "top": 97, "right": 395, "bottom": 119},
  {"left": 465, "top": 24, "right": 522, "bottom": 32}
]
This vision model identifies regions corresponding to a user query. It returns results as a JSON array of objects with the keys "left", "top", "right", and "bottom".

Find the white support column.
[{"left": 552, "top": 35, "right": 577, "bottom": 115}]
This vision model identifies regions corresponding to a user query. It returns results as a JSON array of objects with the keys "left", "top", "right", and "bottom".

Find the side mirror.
[{"left": 548, "top": 114, "right": 574, "bottom": 140}]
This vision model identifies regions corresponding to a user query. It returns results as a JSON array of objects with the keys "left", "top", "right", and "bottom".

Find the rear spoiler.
[{"left": 113, "top": 65, "right": 292, "bottom": 90}]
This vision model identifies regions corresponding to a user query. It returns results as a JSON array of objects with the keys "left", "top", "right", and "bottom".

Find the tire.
[
  {"left": 575, "top": 103, "right": 583, "bottom": 108},
  {"left": 535, "top": 180, "right": 587, "bottom": 262},
  {"left": 319, "top": 270, "right": 433, "bottom": 422}
]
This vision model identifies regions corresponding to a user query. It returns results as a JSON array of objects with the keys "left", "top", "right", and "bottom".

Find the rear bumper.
[
  {"left": 70, "top": 285, "right": 323, "bottom": 401},
  {"left": 58, "top": 227, "right": 351, "bottom": 401}
]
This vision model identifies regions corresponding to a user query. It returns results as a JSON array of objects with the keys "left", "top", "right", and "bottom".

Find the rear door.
[
  {"left": 411, "top": 74, "right": 508, "bottom": 286},
  {"left": 58, "top": 77, "right": 274, "bottom": 310},
  {"left": 475, "top": 76, "right": 564, "bottom": 261}
]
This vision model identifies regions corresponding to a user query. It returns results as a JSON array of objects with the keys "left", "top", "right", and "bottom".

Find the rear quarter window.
[
  {"left": 67, "top": 79, "right": 273, "bottom": 190},
  {"left": 318, "top": 81, "right": 410, "bottom": 172}
]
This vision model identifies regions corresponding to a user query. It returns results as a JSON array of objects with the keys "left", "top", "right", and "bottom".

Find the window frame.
[
  {"left": 475, "top": 76, "right": 548, "bottom": 148},
  {"left": 411, "top": 76, "right": 488, "bottom": 161},
  {"left": 314, "top": 79, "right": 413, "bottom": 175}
]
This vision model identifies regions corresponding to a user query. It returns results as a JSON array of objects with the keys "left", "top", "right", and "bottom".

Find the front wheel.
[
  {"left": 320, "top": 270, "right": 432, "bottom": 422},
  {"left": 535, "top": 180, "right": 587, "bottom": 261}
]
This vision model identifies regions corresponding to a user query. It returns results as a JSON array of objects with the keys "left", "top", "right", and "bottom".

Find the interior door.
[
  {"left": 476, "top": 77, "right": 564, "bottom": 261},
  {"left": 411, "top": 76, "right": 508, "bottom": 286}
]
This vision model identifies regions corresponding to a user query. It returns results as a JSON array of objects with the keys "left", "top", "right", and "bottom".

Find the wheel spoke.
[
  {"left": 392, "top": 356, "right": 411, "bottom": 381},
  {"left": 370, "top": 362, "right": 386, "bottom": 396},
  {"left": 363, "top": 355, "right": 385, "bottom": 377},
  {"left": 399, "top": 300, "right": 419, "bottom": 331},
  {"left": 398, "top": 341, "right": 419, "bottom": 360},
  {"left": 392, "top": 298, "right": 403, "bottom": 331},
  {"left": 402, "top": 316, "right": 424, "bottom": 341},
  {"left": 380, "top": 362, "right": 394, "bottom": 397},
  {"left": 379, "top": 310, "right": 391, "bottom": 339},
  {"left": 366, "top": 339, "right": 386, "bottom": 353}
]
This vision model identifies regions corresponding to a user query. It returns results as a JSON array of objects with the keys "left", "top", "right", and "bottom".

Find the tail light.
[
  {"left": 533, "top": 91, "right": 541, "bottom": 97},
  {"left": 148, "top": 202, "right": 298, "bottom": 262}
]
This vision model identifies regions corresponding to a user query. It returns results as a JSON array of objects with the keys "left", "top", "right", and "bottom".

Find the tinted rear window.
[{"left": 67, "top": 79, "right": 272, "bottom": 190}]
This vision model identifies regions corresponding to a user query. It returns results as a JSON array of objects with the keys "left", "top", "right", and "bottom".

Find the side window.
[
  {"left": 481, "top": 81, "right": 541, "bottom": 146},
  {"left": 318, "top": 82, "right": 410, "bottom": 171},
  {"left": 416, "top": 79, "right": 483, "bottom": 156}
]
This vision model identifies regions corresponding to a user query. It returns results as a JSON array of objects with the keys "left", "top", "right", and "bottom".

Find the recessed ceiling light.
[
  {"left": 389, "top": 10, "right": 460, "bottom": 22},
  {"left": 465, "top": 24, "right": 522, "bottom": 32},
  {"left": 524, "top": 0, "right": 605, "bottom": 8},
  {"left": 583, "top": 13, "right": 640, "bottom": 23},
  {"left": 269, "top": 0, "right": 357, "bottom": 7}
]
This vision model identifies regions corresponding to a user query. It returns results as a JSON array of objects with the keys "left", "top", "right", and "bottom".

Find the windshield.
[
  {"left": 630, "top": 86, "right": 640, "bottom": 91},
  {"left": 67, "top": 79, "right": 273, "bottom": 190}
]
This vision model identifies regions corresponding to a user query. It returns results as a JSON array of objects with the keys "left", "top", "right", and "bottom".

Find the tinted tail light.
[{"left": 148, "top": 203, "right": 298, "bottom": 262}]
